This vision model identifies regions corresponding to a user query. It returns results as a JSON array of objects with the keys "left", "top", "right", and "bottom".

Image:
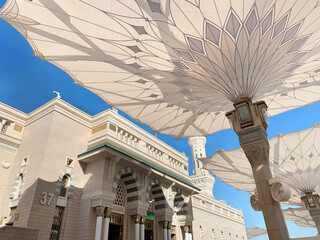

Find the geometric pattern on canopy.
[
  {"left": 246, "top": 227, "right": 267, "bottom": 239},
  {"left": 201, "top": 124, "right": 320, "bottom": 205},
  {"left": 2, "top": 0, "right": 320, "bottom": 138},
  {"left": 283, "top": 207, "right": 316, "bottom": 228}
]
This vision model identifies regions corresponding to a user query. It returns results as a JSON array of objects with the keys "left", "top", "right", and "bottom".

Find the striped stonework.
[
  {"left": 9, "top": 168, "right": 26, "bottom": 199},
  {"left": 146, "top": 179, "right": 168, "bottom": 212},
  {"left": 145, "top": 178, "right": 161, "bottom": 203},
  {"left": 54, "top": 169, "right": 75, "bottom": 198},
  {"left": 112, "top": 167, "right": 141, "bottom": 203},
  {"left": 174, "top": 193, "right": 189, "bottom": 216}
]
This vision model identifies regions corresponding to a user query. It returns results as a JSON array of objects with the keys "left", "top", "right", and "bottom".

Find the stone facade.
[
  {"left": 189, "top": 137, "right": 247, "bottom": 240},
  {"left": 0, "top": 99, "right": 247, "bottom": 240}
]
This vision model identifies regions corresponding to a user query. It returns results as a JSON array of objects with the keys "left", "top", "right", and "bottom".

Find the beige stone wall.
[
  {"left": 3, "top": 109, "right": 90, "bottom": 239},
  {"left": 193, "top": 207, "right": 247, "bottom": 240},
  {"left": 0, "top": 226, "right": 39, "bottom": 240},
  {"left": 0, "top": 146, "right": 16, "bottom": 224}
]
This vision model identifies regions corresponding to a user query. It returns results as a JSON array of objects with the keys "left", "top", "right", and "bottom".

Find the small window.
[
  {"left": 199, "top": 225, "right": 204, "bottom": 238},
  {"left": 16, "top": 174, "right": 24, "bottom": 198},
  {"left": 65, "top": 157, "right": 74, "bottom": 168},
  {"left": 59, "top": 175, "right": 70, "bottom": 197},
  {"left": 221, "top": 231, "right": 225, "bottom": 240},
  {"left": 21, "top": 156, "right": 28, "bottom": 167},
  {"left": 212, "top": 228, "right": 216, "bottom": 240}
]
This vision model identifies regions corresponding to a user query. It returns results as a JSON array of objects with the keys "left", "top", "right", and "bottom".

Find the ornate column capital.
[
  {"left": 167, "top": 221, "right": 171, "bottom": 229},
  {"left": 95, "top": 206, "right": 106, "bottom": 217},
  {"left": 104, "top": 207, "right": 112, "bottom": 218},
  {"left": 161, "top": 220, "right": 168, "bottom": 229},
  {"left": 134, "top": 214, "right": 142, "bottom": 223},
  {"left": 183, "top": 225, "right": 189, "bottom": 233},
  {"left": 91, "top": 196, "right": 114, "bottom": 208}
]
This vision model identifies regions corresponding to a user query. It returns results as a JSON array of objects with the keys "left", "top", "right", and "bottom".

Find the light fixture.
[
  {"left": 234, "top": 100, "right": 253, "bottom": 128},
  {"left": 256, "top": 101, "right": 269, "bottom": 128},
  {"left": 301, "top": 192, "right": 320, "bottom": 209}
]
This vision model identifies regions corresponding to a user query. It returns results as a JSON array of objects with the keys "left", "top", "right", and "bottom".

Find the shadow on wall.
[
  {"left": 0, "top": 178, "right": 83, "bottom": 240},
  {"left": 0, "top": 226, "right": 39, "bottom": 240}
]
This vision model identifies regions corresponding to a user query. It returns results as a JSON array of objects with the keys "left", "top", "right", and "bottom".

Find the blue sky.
[{"left": 0, "top": 1, "right": 319, "bottom": 239}]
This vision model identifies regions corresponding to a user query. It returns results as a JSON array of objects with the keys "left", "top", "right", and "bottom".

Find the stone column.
[
  {"left": 188, "top": 226, "right": 192, "bottom": 240},
  {"left": 162, "top": 221, "right": 168, "bottom": 240},
  {"left": 310, "top": 215, "right": 320, "bottom": 234},
  {"left": 183, "top": 226, "right": 189, "bottom": 240},
  {"left": 103, "top": 208, "right": 111, "bottom": 240},
  {"left": 95, "top": 206, "right": 105, "bottom": 240},
  {"left": 140, "top": 216, "right": 146, "bottom": 240},
  {"left": 239, "top": 127, "right": 289, "bottom": 240},
  {"left": 227, "top": 99, "right": 290, "bottom": 240},
  {"left": 167, "top": 221, "right": 171, "bottom": 240},
  {"left": 134, "top": 215, "right": 141, "bottom": 240}
]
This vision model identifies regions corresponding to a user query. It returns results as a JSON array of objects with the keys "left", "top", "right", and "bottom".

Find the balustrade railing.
[{"left": 91, "top": 121, "right": 188, "bottom": 175}]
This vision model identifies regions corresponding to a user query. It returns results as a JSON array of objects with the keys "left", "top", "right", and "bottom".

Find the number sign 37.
[{"left": 40, "top": 192, "right": 54, "bottom": 205}]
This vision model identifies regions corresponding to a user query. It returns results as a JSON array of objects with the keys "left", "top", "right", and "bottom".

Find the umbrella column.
[
  {"left": 301, "top": 193, "right": 320, "bottom": 234},
  {"left": 226, "top": 98, "right": 289, "bottom": 240}
]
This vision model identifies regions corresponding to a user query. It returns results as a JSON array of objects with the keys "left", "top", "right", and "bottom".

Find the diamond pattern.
[
  {"left": 132, "top": 25, "right": 147, "bottom": 35},
  {"left": 262, "top": 10, "right": 273, "bottom": 36},
  {"left": 186, "top": 36, "right": 205, "bottom": 54},
  {"left": 147, "top": 0, "right": 162, "bottom": 13},
  {"left": 273, "top": 14, "right": 288, "bottom": 39},
  {"left": 281, "top": 22, "right": 301, "bottom": 45},
  {"left": 205, "top": 21, "right": 221, "bottom": 46},
  {"left": 226, "top": 12, "right": 241, "bottom": 39},
  {"left": 245, "top": 9, "right": 258, "bottom": 36}
]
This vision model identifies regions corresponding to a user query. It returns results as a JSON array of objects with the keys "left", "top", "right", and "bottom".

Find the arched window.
[
  {"left": 199, "top": 225, "right": 204, "bottom": 238},
  {"left": 229, "top": 233, "right": 232, "bottom": 240},
  {"left": 17, "top": 173, "right": 23, "bottom": 197},
  {"left": 221, "top": 231, "right": 225, "bottom": 240},
  {"left": 236, "top": 234, "right": 239, "bottom": 240},
  {"left": 212, "top": 228, "right": 216, "bottom": 240},
  {"left": 59, "top": 174, "right": 70, "bottom": 197},
  {"left": 113, "top": 183, "right": 124, "bottom": 206}
]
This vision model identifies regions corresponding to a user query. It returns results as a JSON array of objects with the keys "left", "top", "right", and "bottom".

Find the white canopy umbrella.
[
  {"left": 2, "top": 1, "right": 320, "bottom": 239},
  {"left": 202, "top": 124, "right": 320, "bottom": 230},
  {"left": 202, "top": 124, "right": 320, "bottom": 200},
  {"left": 246, "top": 227, "right": 267, "bottom": 239},
  {"left": 1, "top": 0, "right": 320, "bottom": 139},
  {"left": 283, "top": 207, "right": 316, "bottom": 228}
]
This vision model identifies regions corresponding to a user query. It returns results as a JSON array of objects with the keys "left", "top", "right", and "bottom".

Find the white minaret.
[
  {"left": 188, "top": 136, "right": 207, "bottom": 171},
  {"left": 188, "top": 136, "right": 215, "bottom": 197}
]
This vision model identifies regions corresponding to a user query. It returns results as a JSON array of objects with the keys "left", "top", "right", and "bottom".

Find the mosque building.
[{"left": 0, "top": 98, "right": 247, "bottom": 240}]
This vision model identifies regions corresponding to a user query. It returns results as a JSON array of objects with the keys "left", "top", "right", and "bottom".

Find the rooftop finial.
[{"left": 53, "top": 91, "right": 61, "bottom": 99}]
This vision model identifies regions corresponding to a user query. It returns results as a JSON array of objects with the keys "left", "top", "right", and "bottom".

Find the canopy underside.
[{"left": 2, "top": 0, "right": 320, "bottom": 138}]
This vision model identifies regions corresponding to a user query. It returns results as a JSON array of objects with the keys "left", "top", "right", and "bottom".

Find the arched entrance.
[{"left": 146, "top": 179, "right": 173, "bottom": 240}]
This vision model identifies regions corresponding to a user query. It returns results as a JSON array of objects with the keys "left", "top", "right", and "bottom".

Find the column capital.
[
  {"left": 104, "top": 207, "right": 112, "bottom": 218},
  {"left": 161, "top": 220, "right": 169, "bottom": 229},
  {"left": 95, "top": 206, "right": 106, "bottom": 217},
  {"left": 167, "top": 221, "right": 171, "bottom": 229},
  {"left": 183, "top": 225, "right": 189, "bottom": 233},
  {"left": 134, "top": 214, "right": 141, "bottom": 223},
  {"left": 140, "top": 216, "right": 146, "bottom": 224}
]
